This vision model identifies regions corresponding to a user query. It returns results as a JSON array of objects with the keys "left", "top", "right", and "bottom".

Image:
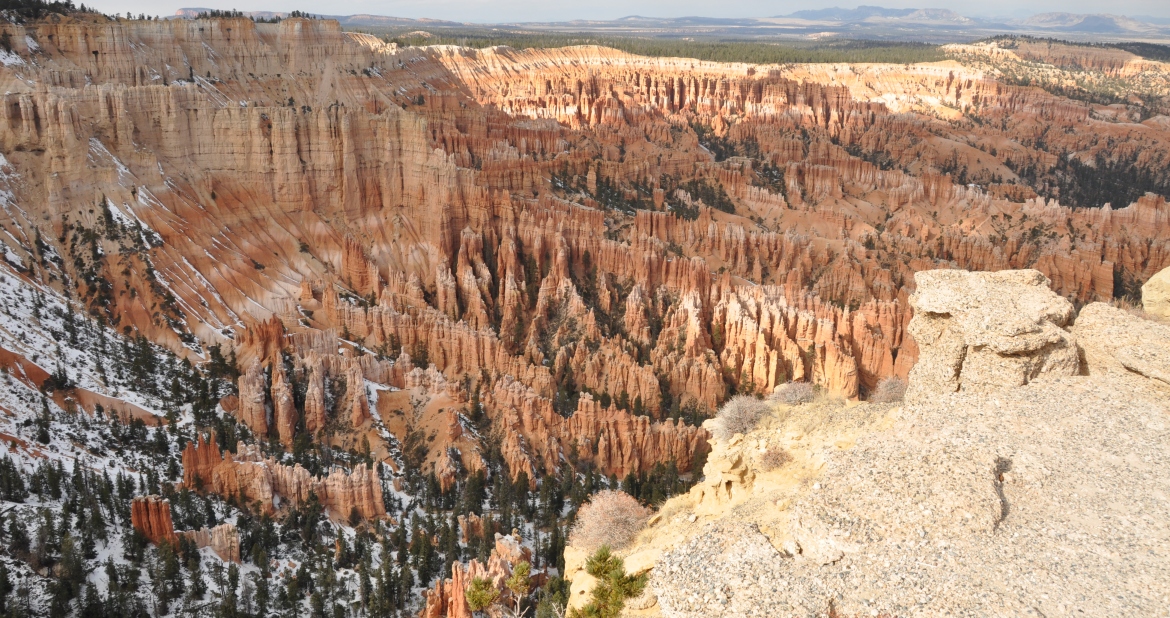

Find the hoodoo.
[{"left": 0, "top": 8, "right": 1164, "bottom": 617}]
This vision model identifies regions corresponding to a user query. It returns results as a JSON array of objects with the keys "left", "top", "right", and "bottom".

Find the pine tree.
[
  {"left": 0, "top": 562, "right": 12, "bottom": 614},
  {"left": 570, "top": 547, "right": 646, "bottom": 618},
  {"left": 465, "top": 577, "right": 500, "bottom": 616},
  {"left": 221, "top": 563, "right": 239, "bottom": 617},
  {"left": 252, "top": 570, "right": 270, "bottom": 617}
]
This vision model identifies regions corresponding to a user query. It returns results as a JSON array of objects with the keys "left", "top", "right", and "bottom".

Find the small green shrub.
[
  {"left": 570, "top": 547, "right": 647, "bottom": 618},
  {"left": 466, "top": 577, "right": 500, "bottom": 614}
]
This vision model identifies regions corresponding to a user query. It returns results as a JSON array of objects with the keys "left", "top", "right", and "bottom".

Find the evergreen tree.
[
  {"left": 569, "top": 547, "right": 646, "bottom": 618},
  {"left": 0, "top": 562, "right": 12, "bottom": 614}
]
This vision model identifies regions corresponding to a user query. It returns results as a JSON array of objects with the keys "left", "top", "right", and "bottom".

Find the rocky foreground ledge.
[{"left": 576, "top": 269, "right": 1170, "bottom": 617}]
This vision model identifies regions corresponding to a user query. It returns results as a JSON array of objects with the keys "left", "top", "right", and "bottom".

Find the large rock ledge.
[
  {"left": 615, "top": 269, "right": 1170, "bottom": 617},
  {"left": 906, "top": 269, "right": 1081, "bottom": 401}
]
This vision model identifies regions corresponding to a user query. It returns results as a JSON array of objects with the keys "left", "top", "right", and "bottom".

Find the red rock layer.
[{"left": 130, "top": 495, "right": 177, "bottom": 545}]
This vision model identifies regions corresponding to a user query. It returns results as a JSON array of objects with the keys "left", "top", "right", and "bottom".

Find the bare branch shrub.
[
  {"left": 759, "top": 445, "right": 793, "bottom": 471},
  {"left": 1111, "top": 296, "right": 1166, "bottom": 324},
  {"left": 770, "top": 382, "right": 816, "bottom": 406},
  {"left": 712, "top": 395, "right": 771, "bottom": 440},
  {"left": 869, "top": 376, "right": 907, "bottom": 403},
  {"left": 569, "top": 490, "right": 650, "bottom": 552}
]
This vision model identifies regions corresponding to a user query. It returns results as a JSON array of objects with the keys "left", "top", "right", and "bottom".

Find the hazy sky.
[{"left": 84, "top": 0, "right": 1170, "bottom": 23}]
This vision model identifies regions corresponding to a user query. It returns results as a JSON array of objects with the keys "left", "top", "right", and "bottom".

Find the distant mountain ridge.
[
  {"left": 173, "top": 6, "right": 1170, "bottom": 43},
  {"left": 784, "top": 6, "right": 916, "bottom": 20}
]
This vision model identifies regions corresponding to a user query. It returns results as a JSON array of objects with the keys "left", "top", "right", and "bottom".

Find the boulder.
[
  {"left": 906, "top": 269, "right": 1080, "bottom": 401},
  {"left": 1142, "top": 265, "right": 1170, "bottom": 319},
  {"left": 563, "top": 545, "right": 596, "bottom": 611}
]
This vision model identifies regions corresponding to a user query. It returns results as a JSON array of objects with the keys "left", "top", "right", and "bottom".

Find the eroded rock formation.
[
  {"left": 130, "top": 495, "right": 176, "bottom": 545},
  {"left": 421, "top": 532, "right": 534, "bottom": 618},
  {"left": 130, "top": 495, "right": 241, "bottom": 562},
  {"left": 181, "top": 433, "right": 386, "bottom": 520},
  {"left": 689, "top": 426, "right": 757, "bottom": 516},
  {"left": 0, "top": 15, "right": 1168, "bottom": 485}
]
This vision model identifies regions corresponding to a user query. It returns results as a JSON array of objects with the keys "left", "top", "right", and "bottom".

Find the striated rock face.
[
  {"left": 130, "top": 495, "right": 241, "bottom": 562},
  {"left": 237, "top": 363, "right": 270, "bottom": 439},
  {"left": 181, "top": 433, "right": 386, "bottom": 520},
  {"left": 183, "top": 523, "right": 243, "bottom": 563},
  {"left": 1142, "top": 265, "right": 1170, "bottom": 319},
  {"left": 906, "top": 269, "right": 1080, "bottom": 401},
  {"left": 1072, "top": 303, "right": 1170, "bottom": 386},
  {"left": 271, "top": 363, "right": 299, "bottom": 447}
]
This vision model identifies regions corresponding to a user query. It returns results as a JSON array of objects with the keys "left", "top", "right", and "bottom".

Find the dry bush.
[
  {"left": 569, "top": 490, "right": 651, "bottom": 552},
  {"left": 712, "top": 395, "right": 771, "bottom": 440},
  {"left": 759, "top": 445, "right": 793, "bottom": 471},
  {"left": 1110, "top": 297, "right": 1166, "bottom": 324},
  {"left": 770, "top": 382, "right": 816, "bottom": 406},
  {"left": 868, "top": 376, "right": 907, "bottom": 403}
]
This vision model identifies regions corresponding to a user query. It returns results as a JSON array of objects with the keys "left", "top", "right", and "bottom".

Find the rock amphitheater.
[{"left": 0, "top": 11, "right": 1164, "bottom": 617}]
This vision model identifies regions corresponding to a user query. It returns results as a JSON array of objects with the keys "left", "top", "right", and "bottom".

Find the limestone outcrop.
[
  {"left": 906, "top": 269, "right": 1080, "bottom": 400},
  {"left": 619, "top": 270, "right": 1170, "bottom": 617},
  {"left": 689, "top": 423, "right": 757, "bottom": 516}
]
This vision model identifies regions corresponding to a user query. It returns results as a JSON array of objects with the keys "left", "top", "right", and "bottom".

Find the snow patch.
[
  {"left": 0, "top": 49, "right": 24, "bottom": 66},
  {"left": 3, "top": 245, "right": 22, "bottom": 268}
]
